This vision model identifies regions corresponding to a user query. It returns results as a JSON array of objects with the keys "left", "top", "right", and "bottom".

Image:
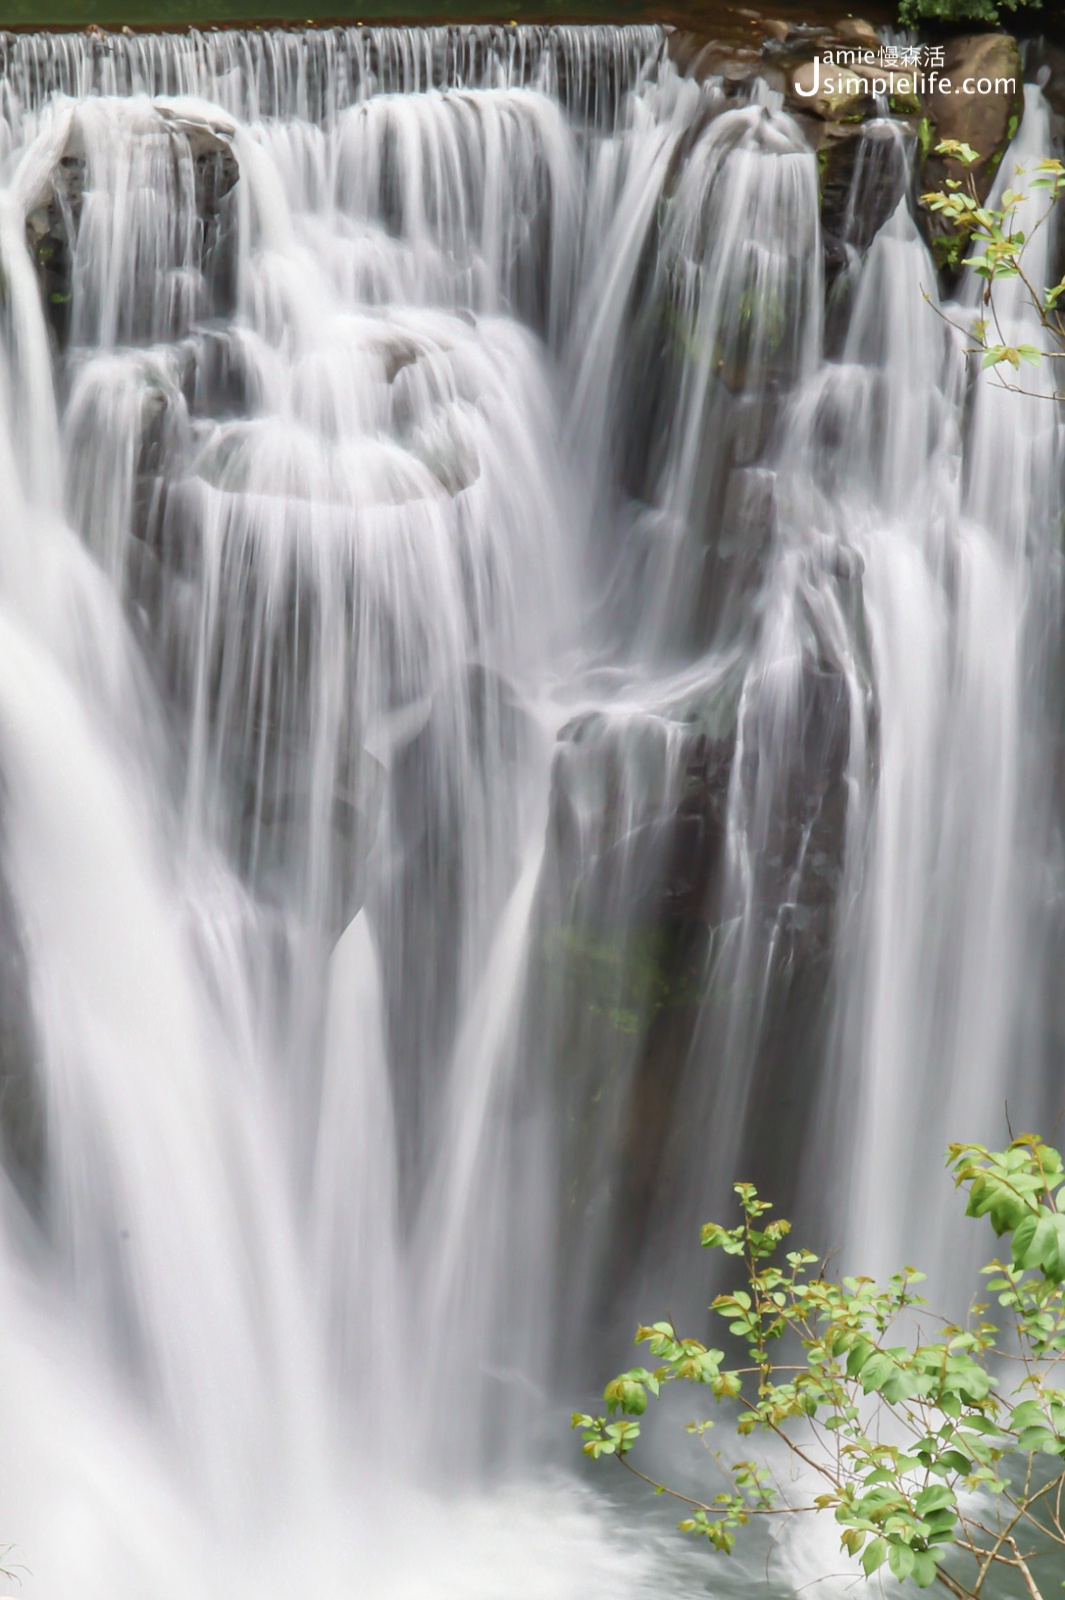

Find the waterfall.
[{"left": 0, "top": 23, "right": 1060, "bottom": 1595}]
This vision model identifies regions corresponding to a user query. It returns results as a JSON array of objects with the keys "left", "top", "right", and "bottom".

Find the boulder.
[
  {"left": 848, "top": 64, "right": 922, "bottom": 111},
  {"left": 788, "top": 58, "right": 872, "bottom": 121},
  {"left": 673, "top": 37, "right": 762, "bottom": 86},
  {"left": 817, "top": 116, "right": 911, "bottom": 257},
  {"left": 153, "top": 98, "right": 238, "bottom": 157},
  {"left": 921, "top": 33, "right": 1023, "bottom": 204},
  {"left": 834, "top": 17, "right": 881, "bottom": 49},
  {"left": 667, "top": 30, "right": 724, "bottom": 79}
]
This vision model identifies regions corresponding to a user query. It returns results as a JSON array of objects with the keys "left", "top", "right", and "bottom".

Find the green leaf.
[
  {"left": 862, "top": 1537, "right": 887, "bottom": 1575},
  {"left": 912, "top": 1549, "right": 939, "bottom": 1588},
  {"left": 1012, "top": 1212, "right": 1040, "bottom": 1264},
  {"left": 914, "top": 1485, "right": 955, "bottom": 1516},
  {"left": 1017, "top": 1425, "right": 1061, "bottom": 1454},
  {"left": 888, "top": 1541, "right": 916, "bottom": 1581},
  {"left": 1011, "top": 1400, "right": 1048, "bottom": 1431},
  {"left": 603, "top": 1377, "right": 648, "bottom": 1415},
  {"left": 860, "top": 1352, "right": 896, "bottom": 1393},
  {"left": 579, "top": 1148, "right": 1065, "bottom": 1580},
  {"left": 937, "top": 139, "right": 980, "bottom": 167},
  {"left": 846, "top": 1340, "right": 873, "bottom": 1379}
]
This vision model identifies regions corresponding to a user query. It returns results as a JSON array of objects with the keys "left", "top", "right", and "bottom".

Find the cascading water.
[{"left": 0, "top": 21, "right": 1060, "bottom": 1596}]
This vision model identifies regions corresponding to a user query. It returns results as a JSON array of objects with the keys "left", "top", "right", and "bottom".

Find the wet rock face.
[
  {"left": 747, "top": 660, "right": 852, "bottom": 952},
  {"left": 543, "top": 713, "right": 736, "bottom": 1127},
  {"left": 1031, "top": 39, "right": 1065, "bottom": 130},
  {"left": 191, "top": 144, "right": 241, "bottom": 308},
  {"left": 695, "top": 652, "right": 855, "bottom": 1229},
  {"left": 547, "top": 646, "right": 858, "bottom": 1329},
  {"left": 544, "top": 714, "right": 733, "bottom": 1309},
  {"left": 385, "top": 665, "right": 532, "bottom": 1206},
  {"left": 817, "top": 121, "right": 910, "bottom": 257},
  {"left": 549, "top": 718, "right": 733, "bottom": 942},
  {"left": 0, "top": 855, "right": 42, "bottom": 1211},
  {"left": 26, "top": 155, "right": 83, "bottom": 348},
  {"left": 24, "top": 115, "right": 239, "bottom": 350}
]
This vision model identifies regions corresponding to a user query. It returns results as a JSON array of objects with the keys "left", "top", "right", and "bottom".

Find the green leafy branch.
[
  {"left": 575, "top": 1134, "right": 1065, "bottom": 1598},
  {"left": 899, "top": 0, "right": 1041, "bottom": 26},
  {"left": 922, "top": 141, "right": 1065, "bottom": 399}
]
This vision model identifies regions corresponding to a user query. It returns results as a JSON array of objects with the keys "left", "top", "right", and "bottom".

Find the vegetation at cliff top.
[
  {"left": 0, "top": 0, "right": 1053, "bottom": 32},
  {"left": 575, "top": 1134, "right": 1065, "bottom": 1598},
  {"left": 899, "top": 0, "right": 1042, "bottom": 26}
]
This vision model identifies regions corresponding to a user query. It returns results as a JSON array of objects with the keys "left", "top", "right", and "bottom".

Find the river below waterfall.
[{"left": 0, "top": 21, "right": 1061, "bottom": 1597}]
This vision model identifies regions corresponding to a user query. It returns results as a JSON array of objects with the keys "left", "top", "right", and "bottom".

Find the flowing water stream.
[{"left": 0, "top": 23, "right": 1061, "bottom": 1596}]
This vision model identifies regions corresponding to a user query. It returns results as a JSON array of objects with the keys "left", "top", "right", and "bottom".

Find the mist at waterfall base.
[{"left": 0, "top": 23, "right": 1061, "bottom": 1596}]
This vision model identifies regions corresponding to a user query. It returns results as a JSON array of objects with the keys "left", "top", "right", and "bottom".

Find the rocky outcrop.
[
  {"left": 667, "top": 16, "right": 1028, "bottom": 289},
  {"left": 24, "top": 106, "right": 239, "bottom": 349},
  {"left": 382, "top": 665, "right": 532, "bottom": 1203},
  {"left": 544, "top": 711, "right": 732, "bottom": 1302},
  {"left": 787, "top": 57, "right": 873, "bottom": 120},
  {"left": 548, "top": 638, "right": 856, "bottom": 1325},
  {"left": 25, "top": 154, "right": 82, "bottom": 348},
  {"left": 835, "top": 17, "right": 881, "bottom": 51},
  {"left": 0, "top": 858, "right": 42, "bottom": 1210},
  {"left": 920, "top": 34, "right": 1024, "bottom": 203},
  {"left": 1029, "top": 38, "right": 1065, "bottom": 132},
  {"left": 816, "top": 118, "right": 909, "bottom": 254}
]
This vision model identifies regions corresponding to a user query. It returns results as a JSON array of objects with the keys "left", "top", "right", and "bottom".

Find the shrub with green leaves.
[
  {"left": 899, "top": 0, "right": 1041, "bottom": 24},
  {"left": 574, "top": 1135, "right": 1065, "bottom": 1597},
  {"left": 924, "top": 141, "right": 1065, "bottom": 391}
]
